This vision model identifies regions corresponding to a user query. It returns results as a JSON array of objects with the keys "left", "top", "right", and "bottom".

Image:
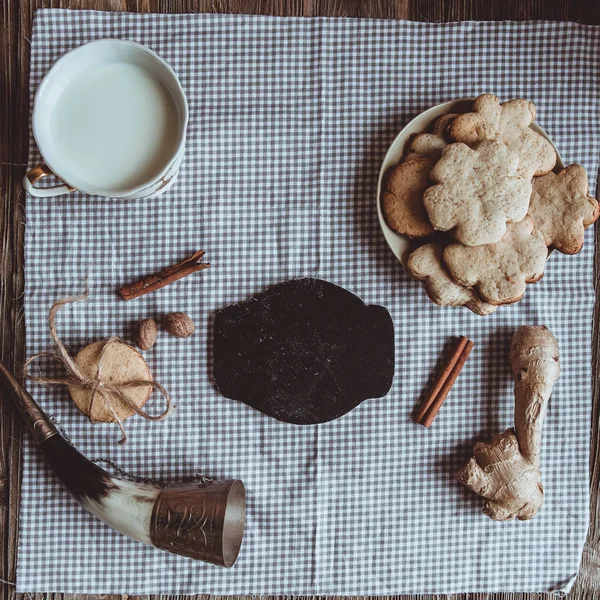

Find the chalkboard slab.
[{"left": 213, "top": 278, "right": 395, "bottom": 424}]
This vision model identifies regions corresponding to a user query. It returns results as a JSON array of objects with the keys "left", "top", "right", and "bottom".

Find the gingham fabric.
[{"left": 17, "top": 9, "right": 599, "bottom": 594}]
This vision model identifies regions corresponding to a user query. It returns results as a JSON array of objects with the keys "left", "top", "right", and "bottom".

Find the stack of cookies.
[{"left": 383, "top": 94, "right": 600, "bottom": 316}]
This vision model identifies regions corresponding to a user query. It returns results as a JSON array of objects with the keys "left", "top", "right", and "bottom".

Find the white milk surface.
[{"left": 49, "top": 62, "right": 180, "bottom": 192}]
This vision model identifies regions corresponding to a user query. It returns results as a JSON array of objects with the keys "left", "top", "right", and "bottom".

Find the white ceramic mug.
[{"left": 24, "top": 39, "right": 188, "bottom": 199}]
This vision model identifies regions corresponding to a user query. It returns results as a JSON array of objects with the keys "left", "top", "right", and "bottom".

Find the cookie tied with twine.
[
  {"left": 24, "top": 291, "right": 172, "bottom": 444},
  {"left": 68, "top": 340, "right": 154, "bottom": 423}
]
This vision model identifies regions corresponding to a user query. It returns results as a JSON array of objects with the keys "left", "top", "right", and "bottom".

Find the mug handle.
[{"left": 23, "top": 164, "right": 76, "bottom": 197}]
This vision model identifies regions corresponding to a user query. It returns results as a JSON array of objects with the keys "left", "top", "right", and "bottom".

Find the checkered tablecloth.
[{"left": 18, "top": 9, "right": 599, "bottom": 594}]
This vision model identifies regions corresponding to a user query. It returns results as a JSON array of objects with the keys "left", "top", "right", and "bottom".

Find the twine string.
[{"left": 24, "top": 291, "right": 172, "bottom": 444}]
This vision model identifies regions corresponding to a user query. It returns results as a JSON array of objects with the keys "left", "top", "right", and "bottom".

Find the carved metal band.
[
  {"left": 14, "top": 386, "right": 59, "bottom": 444},
  {"left": 150, "top": 479, "right": 240, "bottom": 567}
]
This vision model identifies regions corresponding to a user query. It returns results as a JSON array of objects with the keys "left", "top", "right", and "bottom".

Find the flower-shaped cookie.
[
  {"left": 528, "top": 165, "right": 600, "bottom": 254},
  {"left": 450, "top": 94, "right": 556, "bottom": 178},
  {"left": 406, "top": 113, "right": 457, "bottom": 161},
  {"left": 423, "top": 141, "right": 532, "bottom": 246},
  {"left": 406, "top": 243, "right": 497, "bottom": 316},
  {"left": 383, "top": 157, "right": 435, "bottom": 238},
  {"left": 443, "top": 217, "right": 548, "bottom": 305}
]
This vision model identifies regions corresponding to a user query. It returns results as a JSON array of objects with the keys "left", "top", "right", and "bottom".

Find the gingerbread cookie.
[
  {"left": 529, "top": 165, "right": 600, "bottom": 254},
  {"left": 433, "top": 113, "right": 458, "bottom": 138},
  {"left": 443, "top": 217, "right": 548, "bottom": 305},
  {"left": 450, "top": 94, "right": 556, "bottom": 177},
  {"left": 406, "top": 243, "right": 497, "bottom": 316},
  {"left": 406, "top": 113, "right": 457, "bottom": 160},
  {"left": 423, "top": 141, "right": 532, "bottom": 246},
  {"left": 68, "top": 340, "right": 153, "bottom": 423},
  {"left": 383, "top": 157, "right": 435, "bottom": 238}
]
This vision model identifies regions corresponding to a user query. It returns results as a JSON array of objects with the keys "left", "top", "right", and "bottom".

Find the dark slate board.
[{"left": 213, "top": 278, "right": 395, "bottom": 424}]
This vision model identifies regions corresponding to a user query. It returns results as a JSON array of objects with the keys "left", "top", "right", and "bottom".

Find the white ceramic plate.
[{"left": 376, "top": 99, "right": 564, "bottom": 264}]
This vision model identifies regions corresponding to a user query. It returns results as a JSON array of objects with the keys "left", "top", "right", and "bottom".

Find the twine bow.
[{"left": 24, "top": 291, "right": 173, "bottom": 444}]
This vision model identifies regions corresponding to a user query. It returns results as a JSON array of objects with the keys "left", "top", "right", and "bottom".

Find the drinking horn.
[{"left": 0, "top": 360, "right": 245, "bottom": 567}]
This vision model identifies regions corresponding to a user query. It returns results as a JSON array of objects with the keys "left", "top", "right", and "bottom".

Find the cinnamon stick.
[
  {"left": 119, "top": 250, "right": 210, "bottom": 301},
  {"left": 420, "top": 338, "right": 474, "bottom": 428},
  {"left": 414, "top": 336, "right": 468, "bottom": 423}
]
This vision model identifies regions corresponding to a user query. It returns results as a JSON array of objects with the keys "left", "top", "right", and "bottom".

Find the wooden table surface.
[{"left": 2, "top": 1, "right": 600, "bottom": 599}]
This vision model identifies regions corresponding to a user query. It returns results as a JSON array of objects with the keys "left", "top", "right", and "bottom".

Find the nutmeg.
[
  {"left": 134, "top": 318, "right": 157, "bottom": 350},
  {"left": 163, "top": 312, "right": 195, "bottom": 338}
]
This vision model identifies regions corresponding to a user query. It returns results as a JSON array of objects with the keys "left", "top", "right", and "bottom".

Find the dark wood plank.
[
  {"left": 414, "top": 0, "right": 600, "bottom": 22},
  {"left": 1, "top": 3, "right": 599, "bottom": 600},
  {"left": 0, "top": 0, "right": 34, "bottom": 597},
  {"left": 310, "top": 0, "right": 409, "bottom": 18}
]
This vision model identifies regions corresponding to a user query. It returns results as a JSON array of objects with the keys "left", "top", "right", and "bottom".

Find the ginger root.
[{"left": 456, "top": 326, "right": 560, "bottom": 521}]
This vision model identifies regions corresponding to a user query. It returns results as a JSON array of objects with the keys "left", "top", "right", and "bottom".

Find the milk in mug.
[{"left": 50, "top": 62, "right": 180, "bottom": 192}]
